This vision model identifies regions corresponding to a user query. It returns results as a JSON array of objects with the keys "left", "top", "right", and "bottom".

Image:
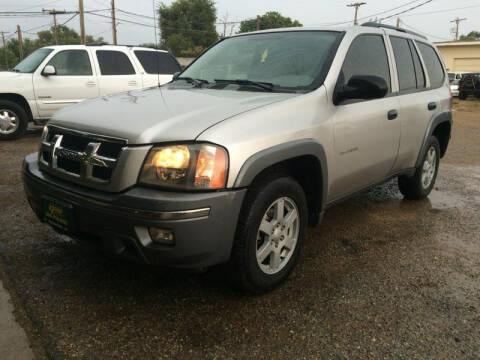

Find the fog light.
[{"left": 148, "top": 227, "right": 175, "bottom": 245}]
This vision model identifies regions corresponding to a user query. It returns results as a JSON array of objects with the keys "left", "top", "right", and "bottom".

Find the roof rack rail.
[
  {"left": 361, "top": 22, "right": 427, "bottom": 40},
  {"left": 85, "top": 43, "right": 136, "bottom": 47}
]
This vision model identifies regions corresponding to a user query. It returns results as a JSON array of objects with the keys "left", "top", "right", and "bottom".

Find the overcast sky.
[{"left": 1, "top": 0, "right": 479, "bottom": 45}]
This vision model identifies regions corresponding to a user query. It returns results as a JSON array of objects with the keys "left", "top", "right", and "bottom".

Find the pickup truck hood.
[
  {"left": 50, "top": 86, "right": 297, "bottom": 144},
  {"left": 0, "top": 71, "right": 29, "bottom": 79},
  {"left": 0, "top": 71, "right": 32, "bottom": 91}
]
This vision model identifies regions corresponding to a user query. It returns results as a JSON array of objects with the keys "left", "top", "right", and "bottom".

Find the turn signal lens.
[{"left": 195, "top": 146, "right": 227, "bottom": 189}]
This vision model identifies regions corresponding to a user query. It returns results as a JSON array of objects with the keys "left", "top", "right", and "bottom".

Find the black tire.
[
  {"left": 0, "top": 100, "right": 28, "bottom": 140},
  {"left": 398, "top": 136, "right": 440, "bottom": 200},
  {"left": 231, "top": 174, "right": 308, "bottom": 293},
  {"left": 458, "top": 92, "right": 467, "bottom": 100}
]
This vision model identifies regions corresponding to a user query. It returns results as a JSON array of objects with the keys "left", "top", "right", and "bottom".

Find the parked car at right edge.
[
  {"left": 458, "top": 73, "right": 480, "bottom": 100},
  {"left": 450, "top": 79, "right": 460, "bottom": 97},
  {"left": 23, "top": 23, "right": 452, "bottom": 293},
  {"left": 0, "top": 45, "right": 181, "bottom": 140}
]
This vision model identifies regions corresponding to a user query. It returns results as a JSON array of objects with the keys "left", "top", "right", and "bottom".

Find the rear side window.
[
  {"left": 409, "top": 40, "right": 426, "bottom": 88},
  {"left": 134, "top": 51, "right": 180, "bottom": 74},
  {"left": 390, "top": 37, "right": 416, "bottom": 91},
  {"left": 416, "top": 42, "right": 445, "bottom": 88},
  {"left": 340, "top": 34, "right": 391, "bottom": 93},
  {"left": 96, "top": 50, "right": 135, "bottom": 75}
]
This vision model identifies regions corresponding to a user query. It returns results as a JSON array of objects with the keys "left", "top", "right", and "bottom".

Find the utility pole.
[
  {"left": 79, "top": 0, "right": 86, "bottom": 44},
  {"left": 450, "top": 17, "right": 467, "bottom": 41},
  {"left": 347, "top": 2, "right": 366, "bottom": 25},
  {"left": 1, "top": 31, "right": 8, "bottom": 69},
  {"left": 396, "top": 17, "right": 401, "bottom": 27},
  {"left": 256, "top": 15, "right": 261, "bottom": 31},
  {"left": 17, "top": 25, "right": 23, "bottom": 60},
  {"left": 111, "top": 0, "right": 117, "bottom": 45},
  {"left": 42, "top": 9, "right": 67, "bottom": 44}
]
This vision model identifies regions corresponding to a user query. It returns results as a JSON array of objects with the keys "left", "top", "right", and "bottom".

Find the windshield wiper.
[
  {"left": 214, "top": 79, "right": 275, "bottom": 91},
  {"left": 11, "top": 68, "right": 20, "bottom": 73},
  {"left": 175, "top": 77, "right": 209, "bottom": 88}
]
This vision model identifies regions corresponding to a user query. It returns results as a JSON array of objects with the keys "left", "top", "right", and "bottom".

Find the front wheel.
[
  {"left": 0, "top": 100, "right": 28, "bottom": 140},
  {"left": 231, "top": 176, "right": 308, "bottom": 293},
  {"left": 398, "top": 136, "right": 440, "bottom": 200}
]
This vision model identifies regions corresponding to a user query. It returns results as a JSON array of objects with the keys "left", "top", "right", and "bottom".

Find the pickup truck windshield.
[
  {"left": 12, "top": 48, "right": 53, "bottom": 73},
  {"left": 180, "top": 31, "right": 341, "bottom": 91}
]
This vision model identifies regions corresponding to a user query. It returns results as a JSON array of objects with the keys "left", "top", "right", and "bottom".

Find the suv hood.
[{"left": 50, "top": 86, "right": 297, "bottom": 144}]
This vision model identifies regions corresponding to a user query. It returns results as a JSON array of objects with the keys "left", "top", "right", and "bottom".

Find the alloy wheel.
[{"left": 256, "top": 197, "right": 300, "bottom": 275}]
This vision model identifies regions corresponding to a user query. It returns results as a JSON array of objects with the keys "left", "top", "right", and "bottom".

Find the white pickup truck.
[{"left": 0, "top": 45, "right": 181, "bottom": 139}]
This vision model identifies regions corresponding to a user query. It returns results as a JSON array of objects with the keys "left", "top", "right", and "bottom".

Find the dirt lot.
[{"left": 0, "top": 100, "right": 479, "bottom": 359}]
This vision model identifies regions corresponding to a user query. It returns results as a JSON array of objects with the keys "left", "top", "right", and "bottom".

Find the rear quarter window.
[
  {"left": 96, "top": 50, "right": 136, "bottom": 75},
  {"left": 416, "top": 42, "right": 445, "bottom": 88},
  {"left": 134, "top": 51, "right": 180, "bottom": 74}
]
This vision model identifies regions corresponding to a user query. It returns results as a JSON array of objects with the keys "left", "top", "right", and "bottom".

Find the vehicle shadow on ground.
[{"left": 34, "top": 179, "right": 436, "bottom": 298}]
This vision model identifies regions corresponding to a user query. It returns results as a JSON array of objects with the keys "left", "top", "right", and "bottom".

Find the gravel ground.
[{"left": 0, "top": 100, "right": 479, "bottom": 359}]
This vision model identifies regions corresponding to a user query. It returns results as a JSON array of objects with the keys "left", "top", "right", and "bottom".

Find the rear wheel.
[
  {"left": 0, "top": 100, "right": 28, "bottom": 140},
  {"left": 398, "top": 136, "right": 440, "bottom": 200},
  {"left": 231, "top": 175, "right": 308, "bottom": 293}
]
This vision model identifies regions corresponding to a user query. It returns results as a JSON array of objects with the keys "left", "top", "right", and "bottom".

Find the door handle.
[
  {"left": 86, "top": 81, "right": 96, "bottom": 87},
  {"left": 428, "top": 102, "right": 437, "bottom": 110},
  {"left": 387, "top": 109, "right": 398, "bottom": 120},
  {"left": 128, "top": 81, "right": 138, "bottom": 86}
]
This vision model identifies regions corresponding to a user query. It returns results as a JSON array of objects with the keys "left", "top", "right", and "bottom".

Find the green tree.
[
  {"left": 459, "top": 31, "right": 480, "bottom": 41},
  {"left": 159, "top": 0, "right": 218, "bottom": 57},
  {"left": 36, "top": 25, "right": 104, "bottom": 47},
  {"left": 239, "top": 11, "right": 302, "bottom": 33}
]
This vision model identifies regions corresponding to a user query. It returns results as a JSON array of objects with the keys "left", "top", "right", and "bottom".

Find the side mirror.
[
  {"left": 334, "top": 75, "right": 388, "bottom": 105},
  {"left": 42, "top": 65, "right": 56, "bottom": 76}
]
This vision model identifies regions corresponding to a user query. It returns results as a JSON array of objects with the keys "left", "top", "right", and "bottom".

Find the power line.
[
  {"left": 400, "top": 20, "right": 450, "bottom": 41},
  {"left": 61, "top": 13, "right": 78, "bottom": 26},
  {"left": 402, "top": 4, "right": 480, "bottom": 18},
  {"left": 376, "top": 0, "right": 434, "bottom": 22},
  {"left": 9, "top": 0, "right": 63, "bottom": 12},
  {"left": 310, "top": 0, "right": 429, "bottom": 26}
]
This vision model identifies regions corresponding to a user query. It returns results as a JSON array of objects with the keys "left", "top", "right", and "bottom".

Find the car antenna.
[{"left": 152, "top": 0, "right": 161, "bottom": 88}]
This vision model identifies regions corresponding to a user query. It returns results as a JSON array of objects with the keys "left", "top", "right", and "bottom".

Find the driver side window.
[
  {"left": 47, "top": 50, "right": 92, "bottom": 76},
  {"left": 339, "top": 35, "right": 391, "bottom": 93}
]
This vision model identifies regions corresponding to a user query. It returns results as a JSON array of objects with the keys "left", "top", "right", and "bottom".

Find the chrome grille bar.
[{"left": 39, "top": 126, "right": 126, "bottom": 184}]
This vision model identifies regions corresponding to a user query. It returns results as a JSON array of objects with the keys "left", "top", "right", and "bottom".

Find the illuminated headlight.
[{"left": 139, "top": 144, "right": 228, "bottom": 190}]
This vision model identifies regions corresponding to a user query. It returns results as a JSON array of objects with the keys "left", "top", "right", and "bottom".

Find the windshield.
[
  {"left": 12, "top": 48, "right": 53, "bottom": 73},
  {"left": 180, "top": 31, "right": 342, "bottom": 91}
]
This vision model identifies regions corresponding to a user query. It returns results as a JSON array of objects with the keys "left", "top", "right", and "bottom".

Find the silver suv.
[{"left": 23, "top": 23, "right": 452, "bottom": 292}]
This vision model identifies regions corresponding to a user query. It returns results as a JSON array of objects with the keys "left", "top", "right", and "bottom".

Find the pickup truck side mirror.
[
  {"left": 42, "top": 65, "right": 57, "bottom": 77},
  {"left": 333, "top": 75, "right": 388, "bottom": 105}
]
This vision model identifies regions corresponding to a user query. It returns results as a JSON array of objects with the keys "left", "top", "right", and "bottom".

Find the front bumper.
[{"left": 22, "top": 153, "right": 246, "bottom": 268}]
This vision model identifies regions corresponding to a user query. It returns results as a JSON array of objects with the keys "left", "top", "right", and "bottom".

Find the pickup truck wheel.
[
  {"left": 398, "top": 136, "right": 440, "bottom": 200},
  {"left": 231, "top": 176, "right": 308, "bottom": 293},
  {"left": 0, "top": 100, "right": 28, "bottom": 140}
]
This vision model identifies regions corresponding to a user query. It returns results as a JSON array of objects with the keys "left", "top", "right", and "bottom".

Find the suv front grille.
[{"left": 39, "top": 126, "right": 127, "bottom": 184}]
